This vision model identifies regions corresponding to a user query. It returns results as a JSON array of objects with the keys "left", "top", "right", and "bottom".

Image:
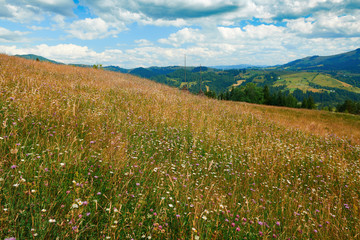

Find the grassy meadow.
[
  {"left": 274, "top": 72, "right": 360, "bottom": 94},
  {"left": 1, "top": 54, "right": 360, "bottom": 239}
]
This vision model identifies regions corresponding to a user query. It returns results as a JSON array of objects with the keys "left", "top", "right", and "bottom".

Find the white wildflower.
[{"left": 72, "top": 203, "right": 79, "bottom": 209}]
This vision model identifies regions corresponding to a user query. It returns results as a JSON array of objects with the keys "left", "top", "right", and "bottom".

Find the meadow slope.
[{"left": 1, "top": 55, "right": 360, "bottom": 239}]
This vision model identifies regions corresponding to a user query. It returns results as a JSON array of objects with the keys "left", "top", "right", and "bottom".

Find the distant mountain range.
[
  {"left": 211, "top": 64, "right": 267, "bottom": 70},
  {"left": 282, "top": 48, "right": 360, "bottom": 72},
  {"left": 15, "top": 48, "right": 360, "bottom": 74}
]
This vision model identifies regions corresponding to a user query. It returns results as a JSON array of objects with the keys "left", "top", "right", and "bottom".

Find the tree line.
[
  {"left": 336, "top": 100, "right": 360, "bottom": 114},
  {"left": 205, "top": 83, "right": 316, "bottom": 109}
]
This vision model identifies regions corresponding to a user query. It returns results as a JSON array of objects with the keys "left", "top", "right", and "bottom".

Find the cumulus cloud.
[
  {"left": 83, "top": 0, "right": 240, "bottom": 21},
  {"left": 67, "top": 18, "right": 124, "bottom": 40},
  {"left": 0, "top": 44, "right": 103, "bottom": 64},
  {"left": 134, "top": 39, "right": 153, "bottom": 47},
  {"left": 0, "top": 27, "right": 28, "bottom": 42},
  {"left": 1, "top": 0, "right": 359, "bottom": 68},
  {"left": 81, "top": 0, "right": 360, "bottom": 27},
  {"left": 0, "top": 0, "right": 75, "bottom": 22},
  {"left": 159, "top": 28, "right": 205, "bottom": 47},
  {"left": 287, "top": 11, "right": 360, "bottom": 37}
]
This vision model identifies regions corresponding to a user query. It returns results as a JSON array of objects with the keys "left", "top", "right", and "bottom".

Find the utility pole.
[
  {"left": 182, "top": 54, "right": 188, "bottom": 91},
  {"left": 184, "top": 54, "right": 187, "bottom": 89},
  {"left": 199, "top": 64, "right": 204, "bottom": 95}
]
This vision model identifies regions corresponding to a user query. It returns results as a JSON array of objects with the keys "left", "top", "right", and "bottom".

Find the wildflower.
[
  {"left": 259, "top": 231, "right": 263, "bottom": 236},
  {"left": 231, "top": 223, "right": 236, "bottom": 227},
  {"left": 11, "top": 165, "right": 17, "bottom": 169},
  {"left": 168, "top": 204, "right": 174, "bottom": 208},
  {"left": 236, "top": 227, "right": 240, "bottom": 232},
  {"left": 72, "top": 203, "right": 79, "bottom": 209},
  {"left": 97, "top": 192, "right": 101, "bottom": 195},
  {"left": 49, "top": 219, "right": 56, "bottom": 223},
  {"left": 136, "top": 183, "right": 140, "bottom": 186},
  {"left": 276, "top": 221, "right": 280, "bottom": 226},
  {"left": 202, "top": 215, "right": 207, "bottom": 220},
  {"left": 86, "top": 212, "right": 91, "bottom": 216},
  {"left": 60, "top": 163, "right": 65, "bottom": 167},
  {"left": 176, "top": 214, "right": 180, "bottom": 218}
]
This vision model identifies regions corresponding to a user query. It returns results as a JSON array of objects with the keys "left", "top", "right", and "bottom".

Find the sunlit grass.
[
  {"left": 274, "top": 72, "right": 360, "bottom": 93},
  {"left": 1, "top": 54, "right": 360, "bottom": 239}
]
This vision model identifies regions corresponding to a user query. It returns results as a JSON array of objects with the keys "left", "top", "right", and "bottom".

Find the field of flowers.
[{"left": 1, "top": 54, "right": 360, "bottom": 239}]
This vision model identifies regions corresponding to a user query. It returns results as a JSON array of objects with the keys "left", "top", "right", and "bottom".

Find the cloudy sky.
[{"left": 0, "top": 0, "right": 359, "bottom": 68}]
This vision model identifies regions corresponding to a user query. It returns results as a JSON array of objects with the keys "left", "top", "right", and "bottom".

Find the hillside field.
[
  {"left": 1, "top": 55, "right": 360, "bottom": 239},
  {"left": 274, "top": 72, "right": 360, "bottom": 94}
]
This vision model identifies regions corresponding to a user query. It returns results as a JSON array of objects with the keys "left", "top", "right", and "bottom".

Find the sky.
[{"left": 0, "top": 0, "right": 359, "bottom": 68}]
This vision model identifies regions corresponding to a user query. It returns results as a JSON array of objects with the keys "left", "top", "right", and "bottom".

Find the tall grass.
[{"left": 1, "top": 54, "right": 360, "bottom": 239}]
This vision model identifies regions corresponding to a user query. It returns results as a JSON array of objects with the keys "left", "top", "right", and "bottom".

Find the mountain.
[
  {"left": 15, "top": 54, "right": 64, "bottom": 64},
  {"left": 211, "top": 64, "right": 265, "bottom": 70},
  {"left": 147, "top": 66, "right": 182, "bottom": 75},
  {"left": 282, "top": 48, "right": 360, "bottom": 72},
  {"left": 104, "top": 65, "right": 129, "bottom": 73},
  {"left": 129, "top": 67, "right": 159, "bottom": 78}
]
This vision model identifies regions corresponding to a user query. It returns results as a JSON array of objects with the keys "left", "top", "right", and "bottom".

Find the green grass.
[
  {"left": 274, "top": 72, "right": 360, "bottom": 93},
  {"left": 1, "top": 55, "right": 360, "bottom": 239}
]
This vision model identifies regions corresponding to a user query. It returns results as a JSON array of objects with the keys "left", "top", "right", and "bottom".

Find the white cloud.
[
  {"left": 287, "top": 11, "right": 360, "bottom": 37},
  {"left": 134, "top": 39, "right": 153, "bottom": 47},
  {"left": 0, "top": 44, "right": 103, "bottom": 64},
  {"left": 0, "top": 27, "right": 28, "bottom": 42},
  {"left": 0, "top": 0, "right": 359, "bottom": 68},
  {"left": 67, "top": 18, "right": 124, "bottom": 40},
  {"left": 159, "top": 28, "right": 205, "bottom": 47},
  {"left": 243, "top": 24, "right": 286, "bottom": 39},
  {"left": 0, "top": 0, "right": 75, "bottom": 22},
  {"left": 287, "top": 18, "right": 315, "bottom": 35},
  {"left": 81, "top": 0, "right": 360, "bottom": 29}
]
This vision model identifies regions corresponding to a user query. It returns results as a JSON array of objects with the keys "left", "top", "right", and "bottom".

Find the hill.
[
  {"left": 104, "top": 65, "right": 129, "bottom": 73},
  {"left": 13, "top": 49, "right": 360, "bottom": 107},
  {"left": 282, "top": 48, "right": 360, "bottom": 72},
  {"left": 15, "top": 54, "right": 64, "bottom": 64},
  {"left": 1, "top": 54, "right": 360, "bottom": 239},
  {"left": 211, "top": 64, "right": 267, "bottom": 70}
]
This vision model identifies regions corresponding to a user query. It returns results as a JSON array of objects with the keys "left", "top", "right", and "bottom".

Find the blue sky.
[{"left": 0, "top": 0, "right": 359, "bottom": 68}]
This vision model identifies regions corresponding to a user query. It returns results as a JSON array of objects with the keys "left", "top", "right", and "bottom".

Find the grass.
[
  {"left": 1, "top": 54, "right": 360, "bottom": 239},
  {"left": 275, "top": 72, "right": 360, "bottom": 93}
]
